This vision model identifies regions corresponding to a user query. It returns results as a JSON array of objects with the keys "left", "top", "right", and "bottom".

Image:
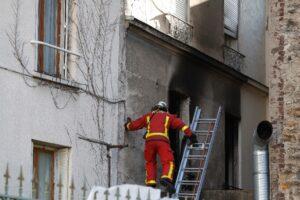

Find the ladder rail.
[
  {"left": 195, "top": 106, "right": 222, "bottom": 200},
  {"left": 174, "top": 107, "right": 201, "bottom": 196}
]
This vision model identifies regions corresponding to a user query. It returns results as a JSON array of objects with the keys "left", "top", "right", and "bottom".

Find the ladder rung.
[
  {"left": 189, "top": 144, "right": 210, "bottom": 149},
  {"left": 178, "top": 193, "right": 197, "bottom": 197},
  {"left": 185, "top": 155, "right": 205, "bottom": 158},
  {"left": 197, "top": 120, "right": 216, "bottom": 124},
  {"left": 183, "top": 168, "right": 202, "bottom": 172},
  {"left": 179, "top": 180, "right": 199, "bottom": 184},
  {"left": 198, "top": 118, "right": 216, "bottom": 121},
  {"left": 194, "top": 130, "right": 214, "bottom": 133}
]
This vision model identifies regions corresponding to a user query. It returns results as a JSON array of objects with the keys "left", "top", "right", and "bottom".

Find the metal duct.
[{"left": 253, "top": 121, "right": 273, "bottom": 200}]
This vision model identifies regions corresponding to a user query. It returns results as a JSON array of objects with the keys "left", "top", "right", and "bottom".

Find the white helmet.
[{"left": 156, "top": 101, "right": 168, "bottom": 111}]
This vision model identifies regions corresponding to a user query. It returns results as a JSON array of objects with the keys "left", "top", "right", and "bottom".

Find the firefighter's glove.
[
  {"left": 188, "top": 134, "right": 198, "bottom": 146},
  {"left": 124, "top": 117, "right": 132, "bottom": 131}
]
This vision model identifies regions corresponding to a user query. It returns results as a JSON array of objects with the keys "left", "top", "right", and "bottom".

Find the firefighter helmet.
[{"left": 155, "top": 101, "right": 168, "bottom": 111}]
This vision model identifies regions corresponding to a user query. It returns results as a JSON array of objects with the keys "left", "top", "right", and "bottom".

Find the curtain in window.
[
  {"left": 224, "top": 0, "right": 239, "bottom": 36},
  {"left": 37, "top": 151, "right": 53, "bottom": 200},
  {"left": 43, "top": 0, "right": 57, "bottom": 75}
]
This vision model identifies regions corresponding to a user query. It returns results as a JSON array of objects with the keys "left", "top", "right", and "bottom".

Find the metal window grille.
[
  {"left": 223, "top": 45, "right": 245, "bottom": 71},
  {"left": 224, "top": 0, "right": 239, "bottom": 38}
]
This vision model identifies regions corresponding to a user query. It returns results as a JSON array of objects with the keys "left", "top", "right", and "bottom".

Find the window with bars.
[
  {"left": 37, "top": 0, "right": 72, "bottom": 78},
  {"left": 224, "top": 0, "right": 239, "bottom": 38}
]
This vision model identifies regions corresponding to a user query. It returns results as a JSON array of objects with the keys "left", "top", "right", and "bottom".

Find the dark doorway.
[
  {"left": 168, "top": 90, "right": 189, "bottom": 180},
  {"left": 225, "top": 113, "right": 240, "bottom": 189}
]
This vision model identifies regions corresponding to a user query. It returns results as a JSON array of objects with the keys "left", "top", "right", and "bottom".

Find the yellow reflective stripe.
[
  {"left": 146, "top": 180, "right": 156, "bottom": 185},
  {"left": 164, "top": 116, "right": 170, "bottom": 135},
  {"left": 161, "top": 162, "right": 174, "bottom": 180},
  {"left": 145, "top": 133, "right": 169, "bottom": 139},
  {"left": 181, "top": 125, "right": 188, "bottom": 132},
  {"left": 146, "top": 116, "right": 150, "bottom": 134},
  {"left": 167, "top": 162, "right": 174, "bottom": 180}
]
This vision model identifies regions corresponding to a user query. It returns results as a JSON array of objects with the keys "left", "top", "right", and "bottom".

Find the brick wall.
[{"left": 267, "top": 0, "right": 300, "bottom": 199}]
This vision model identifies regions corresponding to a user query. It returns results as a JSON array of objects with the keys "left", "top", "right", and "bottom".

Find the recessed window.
[
  {"left": 224, "top": 0, "right": 239, "bottom": 38},
  {"left": 37, "top": 0, "right": 67, "bottom": 77},
  {"left": 32, "top": 142, "right": 71, "bottom": 200},
  {"left": 33, "top": 146, "right": 55, "bottom": 200}
]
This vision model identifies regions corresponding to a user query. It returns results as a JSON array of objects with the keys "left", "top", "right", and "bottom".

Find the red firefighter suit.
[{"left": 126, "top": 110, "right": 192, "bottom": 186}]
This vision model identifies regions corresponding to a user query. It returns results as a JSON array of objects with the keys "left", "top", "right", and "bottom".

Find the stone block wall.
[{"left": 267, "top": 0, "right": 300, "bottom": 199}]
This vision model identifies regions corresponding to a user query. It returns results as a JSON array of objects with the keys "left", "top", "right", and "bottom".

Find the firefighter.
[{"left": 124, "top": 101, "right": 198, "bottom": 193}]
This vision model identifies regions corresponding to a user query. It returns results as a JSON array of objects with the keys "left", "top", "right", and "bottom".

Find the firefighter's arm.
[
  {"left": 170, "top": 116, "right": 198, "bottom": 145},
  {"left": 125, "top": 114, "right": 147, "bottom": 131},
  {"left": 170, "top": 116, "right": 192, "bottom": 137}
]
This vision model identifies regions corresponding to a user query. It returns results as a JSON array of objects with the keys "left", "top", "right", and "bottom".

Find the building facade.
[
  {"left": 266, "top": 0, "right": 300, "bottom": 199},
  {"left": 0, "top": 0, "right": 281, "bottom": 199}
]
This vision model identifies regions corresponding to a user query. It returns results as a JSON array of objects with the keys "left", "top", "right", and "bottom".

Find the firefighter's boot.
[{"left": 160, "top": 178, "right": 175, "bottom": 195}]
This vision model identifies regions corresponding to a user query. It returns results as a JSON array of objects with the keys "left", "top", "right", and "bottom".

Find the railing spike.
[
  {"left": 57, "top": 174, "right": 63, "bottom": 200},
  {"left": 4, "top": 163, "right": 10, "bottom": 195},
  {"left": 81, "top": 181, "right": 87, "bottom": 200},
  {"left": 115, "top": 187, "right": 121, "bottom": 200},
  {"left": 69, "top": 178, "right": 75, "bottom": 200},
  {"left": 93, "top": 191, "right": 98, "bottom": 200},
  {"left": 146, "top": 189, "right": 151, "bottom": 200},
  {"left": 17, "top": 166, "right": 24, "bottom": 197},
  {"left": 136, "top": 188, "right": 141, "bottom": 200},
  {"left": 104, "top": 189, "right": 110, "bottom": 200},
  {"left": 125, "top": 189, "right": 131, "bottom": 200}
]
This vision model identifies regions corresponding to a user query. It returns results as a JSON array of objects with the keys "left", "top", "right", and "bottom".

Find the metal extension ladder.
[{"left": 173, "top": 106, "right": 222, "bottom": 200}]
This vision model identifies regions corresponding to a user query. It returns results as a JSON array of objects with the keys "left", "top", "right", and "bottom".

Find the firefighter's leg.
[
  {"left": 144, "top": 141, "right": 157, "bottom": 187},
  {"left": 157, "top": 141, "right": 175, "bottom": 194},
  {"left": 157, "top": 141, "right": 175, "bottom": 181}
]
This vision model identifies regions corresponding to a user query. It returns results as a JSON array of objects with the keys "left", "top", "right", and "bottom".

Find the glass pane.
[
  {"left": 38, "top": 151, "right": 53, "bottom": 200},
  {"left": 43, "top": 0, "right": 57, "bottom": 75}
]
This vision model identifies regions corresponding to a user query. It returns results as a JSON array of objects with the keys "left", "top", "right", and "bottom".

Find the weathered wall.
[
  {"left": 239, "top": 85, "right": 267, "bottom": 189},
  {"left": 0, "top": 0, "right": 125, "bottom": 198},
  {"left": 190, "top": 0, "right": 225, "bottom": 62},
  {"left": 123, "top": 30, "right": 244, "bottom": 189},
  {"left": 238, "top": 0, "right": 266, "bottom": 84},
  {"left": 267, "top": 0, "right": 300, "bottom": 199}
]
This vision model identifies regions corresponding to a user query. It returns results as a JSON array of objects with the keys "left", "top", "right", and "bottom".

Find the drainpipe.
[{"left": 253, "top": 121, "right": 273, "bottom": 200}]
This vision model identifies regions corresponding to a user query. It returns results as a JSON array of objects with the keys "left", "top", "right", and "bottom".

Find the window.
[
  {"left": 33, "top": 146, "right": 55, "bottom": 200},
  {"left": 224, "top": 0, "right": 239, "bottom": 38},
  {"left": 174, "top": 0, "right": 189, "bottom": 22},
  {"left": 32, "top": 143, "right": 71, "bottom": 200},
  {"left": 37, "top": 0, "right": 67, "bottom": 77}
]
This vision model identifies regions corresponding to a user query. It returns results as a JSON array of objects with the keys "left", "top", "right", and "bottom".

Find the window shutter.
[
  {"left": 174, "top": 0, "right": 188, "bottom": 21},
  {"left": 224, "top": 0, "right": 239, "bottom": 37}
]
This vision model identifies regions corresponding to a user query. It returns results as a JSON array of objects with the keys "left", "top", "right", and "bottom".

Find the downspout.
[{"left": 253, "top": 121, "right": 273, "bottom": 200}]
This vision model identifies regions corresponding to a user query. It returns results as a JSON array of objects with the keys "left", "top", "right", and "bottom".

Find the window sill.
[{"left": 32, "top": 71, "right": 85, "bottom": 90}]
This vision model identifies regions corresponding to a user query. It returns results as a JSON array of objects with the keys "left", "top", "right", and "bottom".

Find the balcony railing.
[
  {"left": 165, "top": 13, "right": 193, "bottom": 44},
  {"left": 223, "top": 45, "right": 245, "bottom": 71}
]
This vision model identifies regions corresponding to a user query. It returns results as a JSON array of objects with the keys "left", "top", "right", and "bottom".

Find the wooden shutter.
[{"left": 224, "top": 0, "right": 239, "bottom": 37}]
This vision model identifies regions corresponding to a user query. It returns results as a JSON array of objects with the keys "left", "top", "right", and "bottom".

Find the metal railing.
[
  {"left": 223, "top": 45, "right": 245, "bottom": 71},
  {"left": 0, "top": 164, "right": 88, "bottom": 200},
  {"left": 165, "top": 13, "right": 193, "bottom": 44}
]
